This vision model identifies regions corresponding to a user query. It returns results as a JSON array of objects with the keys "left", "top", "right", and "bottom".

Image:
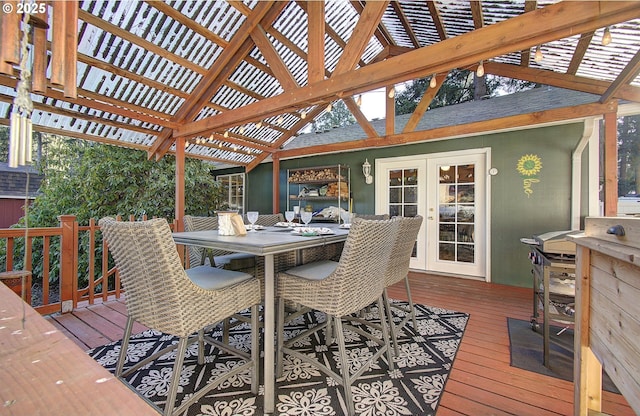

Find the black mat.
[
  {"left": 507, "top": 318, "right": 619, "bottom": 394},
  {"left": 88, "top": 302, "right": 469, "bottom": 416}
]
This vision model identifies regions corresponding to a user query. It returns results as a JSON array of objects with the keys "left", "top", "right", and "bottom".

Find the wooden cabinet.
[
  {"left": 568, "top": 217, "right": 640, "bottom": 416},
  {"left": 287, "top": 165, "right": 350, "bottom": 221}
]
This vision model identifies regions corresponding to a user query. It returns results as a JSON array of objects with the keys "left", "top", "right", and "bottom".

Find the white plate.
[
  {"left": 245, "top": 224, "right": 266, "bottom": 230},
  {"left": 291, "top": 227, "right": 335, "bottom": 236},
  {"left": 339, "top": 223, "right": 351, "bottom": 229},
  {"left": 274, "top": 222, "right": 296, "bottom": 228}
]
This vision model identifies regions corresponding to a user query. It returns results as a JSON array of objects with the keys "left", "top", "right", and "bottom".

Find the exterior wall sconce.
[{"left": 363, "top": 159, "right": 373, "bottom": 184}]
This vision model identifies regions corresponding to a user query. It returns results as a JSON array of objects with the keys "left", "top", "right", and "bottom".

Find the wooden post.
[
  {"left": 58, "top": 215, "right": 78, "bottom": 313},
  {"left": 175, "top": 136, "right": 185, "bottom": 231},
  {"left": 573, "top": 245, "right": 602, "bottom": 415},
  {"left": 603, "top": 111, "right": 618, "bottom": 216},
  {"left": 272, "top": 154, "right": 280, "bottom": 214},
  {"left": 386, "top": 85, "right": 395, "bottom": 136}
]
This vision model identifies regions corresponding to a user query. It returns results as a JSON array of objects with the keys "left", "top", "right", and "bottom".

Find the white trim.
[
  {"left": 375, "top": 148, "right": 491, "bottom": 281},
  {"left": 0, "top": 195, "right": 37, "bottom": 200},
  {"left": 571, "top": 119, "right": 595, "bottom": 230}
]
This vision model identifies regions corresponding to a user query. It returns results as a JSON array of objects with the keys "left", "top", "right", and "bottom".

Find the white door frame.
[{"left": 375, "top": 148, "right": 491, "bottom": 281}]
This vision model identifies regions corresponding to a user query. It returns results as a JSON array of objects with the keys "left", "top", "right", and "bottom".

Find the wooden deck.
[{"left": 45, "top": 272, "right": 634, "bottom": 416}]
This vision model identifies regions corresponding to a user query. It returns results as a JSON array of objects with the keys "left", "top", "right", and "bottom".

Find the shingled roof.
[
  {"left": 0, "top": 1, "right": 638, "bottom": 170},
  {"left": 0, "top": 163, "right": 43, "bottom": 199}
]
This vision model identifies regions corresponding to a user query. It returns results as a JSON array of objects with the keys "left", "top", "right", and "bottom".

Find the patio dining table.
[{"left": 172, "top": 223, "right": 348, "bottom": 415}]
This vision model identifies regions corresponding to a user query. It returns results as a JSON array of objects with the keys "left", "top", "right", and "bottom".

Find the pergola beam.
[
  {"left": 174, "top": 1, "right": 640, "bottom": 139},
  {"left": 485, "top": 62, "right": 640, "bottom": 103},
  {"left": 276, "top": 100, "right": 618, "bottom": 159}
]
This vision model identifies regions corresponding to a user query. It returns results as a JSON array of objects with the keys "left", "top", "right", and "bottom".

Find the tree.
[
  {"left": 618, "top": 114, "right": 640, "bottom": 195},
  {"left": 2, "top": 134, "right": 226, "bottom": 290},
  {"left": 395, "top": 70, "right": 537, "bottom": 115},
  {"left": 312, "top": 100, "right": 356, "bottom": 132}
]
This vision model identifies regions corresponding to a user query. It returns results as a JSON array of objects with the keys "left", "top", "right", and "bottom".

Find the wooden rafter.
[
  {"left": 485, "top": 62, "right": 640, "bottom": 103},
  {"left": 149, "top": 1, "right": 285, "bottom": 160},
  {"left": 403, "top": 71, "right": 450, "bottom": 133},
  {"left": 391, "top": 1, "right": 420, "bottom": 48},
  {"left": 175, "top": 1, "right": 640, "bottom": 139},
  {"left": 307, "top": 1, "right": 325, "bottom": 84},
  {"left": 567, "top": 31, "right": 595, "bottom": 75},
  {"left": 245, "top": 105, "right": 325, "bottom": 172},
  {"left": 343, "top": 96, "right": 377, "bottom": 138},
  {"left": 146, "top": 1, "right": 273, "bottom": 77},
  {"left": 519, "top": 1, "right": 538, "bottom": 66},
  {"left": 600, "top": 49, "right": 640, "bottom": 104},
  {"left": 0, "top": 93, "right": 156, "bottom": 136},
  {"left": 250, "top": 25, "right": 298, "bottom": 91},
  {"left": 0, "top": 74, "right": 178, "bottom": 128},
  {"left": 350, "top": 0, "right": 395, "bottom": 47},
  {"left": 334, "top": 1, "right": 389, "bottom": 75},
  {"left": 277, "top": 100, "right": 618, "bottom": 160},
  {"left": 426, "top": 1, "right": 447, "bottom": 41},
  {"left": 470, "top": 1, "right": 484, "bottom": 29}
]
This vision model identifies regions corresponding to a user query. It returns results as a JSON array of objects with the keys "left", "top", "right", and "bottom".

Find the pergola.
[{"left": 1, "top": 1, "right": 639, "bottom": 222}]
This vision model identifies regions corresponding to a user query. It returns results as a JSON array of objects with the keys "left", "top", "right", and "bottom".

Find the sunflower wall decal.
[{"left": 516, "top": 154, "right": 542, "bottom": 197}]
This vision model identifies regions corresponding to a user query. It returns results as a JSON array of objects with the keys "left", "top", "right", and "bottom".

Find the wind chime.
[
  {"left": 1, "top": 1, "right": 78, "bottom": 168},
  {"left": 8, "top": 11, "right": 33, "bottom": 168}
]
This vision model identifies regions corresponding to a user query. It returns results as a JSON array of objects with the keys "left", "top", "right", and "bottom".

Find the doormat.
[{"left": 507, "top": 317, "right": 619, "bottom": 394}]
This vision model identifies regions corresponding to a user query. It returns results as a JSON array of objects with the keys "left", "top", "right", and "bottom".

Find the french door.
[{"left": 376, "top": 150, "right": 489, "bottom": 280}]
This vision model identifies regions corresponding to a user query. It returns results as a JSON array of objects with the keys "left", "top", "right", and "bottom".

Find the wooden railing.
[{"left": 0, "top": 215, "right": 178, "bottom": 315}]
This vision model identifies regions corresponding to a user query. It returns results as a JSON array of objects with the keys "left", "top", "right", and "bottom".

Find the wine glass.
[
  {"left": 300, "top": 211, "right": 312, "bottom": 227},
  {"left": 340, "top": 211, "right": 352, "bottom": 226},
  {"left": 285, "top": 211, "right": 295, "bottom": 226},
  {"left": 246, "top": 211, "right": 259, "bottom": 231}
]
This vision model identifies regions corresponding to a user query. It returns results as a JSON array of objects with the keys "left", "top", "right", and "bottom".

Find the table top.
[
  {"left": 0, "top": 284, "right": 156, "bottom": 415},
  {"left": 173, "top": 223, "right": 349, "bottom": 256}
]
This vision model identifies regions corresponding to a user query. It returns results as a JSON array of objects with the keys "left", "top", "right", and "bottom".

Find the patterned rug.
[{"left": 88, "top": 302, "right": 468, "bottom": 416}]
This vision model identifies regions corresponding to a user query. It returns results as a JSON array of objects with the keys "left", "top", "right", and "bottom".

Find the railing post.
[{"left": 58, "top": 215, "right": 78, "bottom": 313}]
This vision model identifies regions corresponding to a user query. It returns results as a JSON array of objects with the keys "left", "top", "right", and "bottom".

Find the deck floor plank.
[{"left": 45, "top": 272, "right": 635, "bottom": 415}]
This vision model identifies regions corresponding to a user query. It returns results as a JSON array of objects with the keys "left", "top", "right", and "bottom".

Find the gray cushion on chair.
[
  {"left": 284, "top": 260, "right": 338, "bottom": 280},
  {"left": 186, "top": 265, "right": 253, "bottom": 290}
]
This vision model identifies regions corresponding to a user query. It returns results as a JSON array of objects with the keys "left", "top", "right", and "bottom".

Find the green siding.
[{"left": 220, "top": 122, "right": 587, "bottom": 287}]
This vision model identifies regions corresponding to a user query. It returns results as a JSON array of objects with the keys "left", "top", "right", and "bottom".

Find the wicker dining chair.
[
  {"left": 353, "top": 213, "right": 390, "bottom": 220},
  {"left": 276, "top": 217, "right": 399, "bottom": 416},
  {"left": 99, "top": 217, "right": 261, "bottom": 416},
  {"left": 383, "top": 215, "right": 424, "bottom": 355},
  {"left": 246, "top": 213, "right": 285, "bottom": 227},
  {"left": 183, "top": 214, "right": 255, "bottom": 271}
]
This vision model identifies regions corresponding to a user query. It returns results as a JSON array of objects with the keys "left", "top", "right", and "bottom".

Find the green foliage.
[
  {"left": 2, "top": 135, "right": 226, "bottom": 292},
  {"left": 618, "top": 115, "right": 640, "bottom": 196},
  {"left": 313, "top": 100, "right": 356, "bottom": 132},
  {"left": 395, "top": 70, "right": 537, "bottom": 115}
]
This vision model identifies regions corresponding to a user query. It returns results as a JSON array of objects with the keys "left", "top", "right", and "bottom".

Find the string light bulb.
[
  {"left": 429, "top": 75, "right": 437, "bottom": 88},
  {"left": 239, "top": 125, "right": 245, "bottom": 134},
  {"left": 277, "top": 115, "right": 284, "bottom": 125},
  {"left": 602, "top": 26, "right": 612, "bottom": 46},
  {"left": 223, "top": 130, "right": 229, "bottom": 138},
  {"left": 326, "top": 102, "right": 332, "bottom": 112},
  {"left": 476, "top": 61, "right": 485, "bottom": 77},
  {"left": 300, "top": 110, "right": 306, "bottom": 119},
  {"left": 534, "top": 45, "right": 543, "bottom": 62},
  {"left": 388, "top": 87, "right": 395, "bottom": 98},
  {"left": 256, "top": 120, "right": 263, "bottom": 128},
  {"left": 356, "top": 95, "right": 362, "bottom": 106},
  {"left": 209, "top": 134, "right": 214, "bottom": 142}
]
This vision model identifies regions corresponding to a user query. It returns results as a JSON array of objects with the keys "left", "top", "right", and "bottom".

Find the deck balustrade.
[{"left": 0, "top": 215, "right": 179, "bottom": 315}]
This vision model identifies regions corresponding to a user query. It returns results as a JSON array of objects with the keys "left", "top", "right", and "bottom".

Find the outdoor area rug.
[
  {"left": 507, "top": 317, "right": 619, "bottom": 394},
  {"left": 88, "top": 301, "right": 468, "bottom": 416}
]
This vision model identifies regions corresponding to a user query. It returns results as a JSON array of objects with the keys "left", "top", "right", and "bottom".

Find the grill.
[{"left": 520, "top": 230, "right": 578, "bottom": 367}]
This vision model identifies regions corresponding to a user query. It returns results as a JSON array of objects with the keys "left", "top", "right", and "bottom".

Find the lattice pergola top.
[{"left": 0, "top": 1, "right": 638, "bottom": 170}]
